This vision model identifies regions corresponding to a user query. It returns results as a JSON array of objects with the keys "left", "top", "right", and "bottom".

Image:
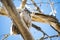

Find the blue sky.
[{"left": 0, "top": 0, "right": 60, "bottom": 40}]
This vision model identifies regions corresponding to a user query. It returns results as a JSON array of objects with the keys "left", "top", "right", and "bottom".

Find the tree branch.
[
  {"left": 2, "top": 34, "right": 10, "bottom": 40},
  {"left": 1, "top": 0, "right": 34, "bottom": 40},
  {"left": 19, "top": 0, "right": 27, "bottom": 11},
  {"left": 32, "top": 23, "right": 49, "bottom": 36},
  {"left": 31, "top": 0, "right": 42, "bottom": 13},
  {"left": 44, "top": 35, "right": 59, "bottom": 39},
  {"left": 0, "top": 7, "right": 8, "bottom": 16},
  {"left": 31, "top": 13, "right": 60, "bottom": 34}
]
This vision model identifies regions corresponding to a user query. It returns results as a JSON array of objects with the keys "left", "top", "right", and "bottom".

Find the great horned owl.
[{"left": 10, "top": 7, "right": 32, "bottom": 35}]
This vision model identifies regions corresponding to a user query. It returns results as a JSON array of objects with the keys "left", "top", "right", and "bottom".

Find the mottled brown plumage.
[{"left": 10, "top": 8, "right": 32, "bottom": 35}]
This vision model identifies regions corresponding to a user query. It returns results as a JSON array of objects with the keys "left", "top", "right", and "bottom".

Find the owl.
[{"left": 10, "top": 7, "right": 32, "bottom": 35}]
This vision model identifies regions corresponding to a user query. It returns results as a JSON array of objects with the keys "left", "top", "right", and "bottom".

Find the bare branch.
[
  {"left": 44, "top": 35, "right": 59, "bottom": 39},
  {"left": 19, "top": 0, "right": 27, "bottom": 11},
  {"left": 1, "top": 0, "right": 34, "bottom": 40},
  {"left": 32, "top": 23, "right": 49, "bottom": 36},
  {"left": 2, "top": 34, "right": 10, "bottom": 40},
  {"left": 31, "top": 13, "right": 60, "bottom": 34},
  {"left": 31, "top": 0, "right": 42, "bottom": 13}
]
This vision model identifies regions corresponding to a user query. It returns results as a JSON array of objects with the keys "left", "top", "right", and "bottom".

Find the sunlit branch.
[
  {"left": 1, "top": 0, "right": 34, "bottom": 40},
  {"left": 0, "top": 12, "right": 8, "bottom": 16},
  {"left": 0, "top": 5, "right": 8, "bottom": 16},
  {"left": 31, "top": 13, "right": 60, "bottom": 34},
  {"left": 19, "top": 0, "right": 27, "bottom": 11}
]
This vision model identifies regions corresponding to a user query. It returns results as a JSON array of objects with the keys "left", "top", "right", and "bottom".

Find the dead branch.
[
  {"left": 31, "top": 13, "right": 60, "bottom": 34},
  {"left": 1, "top": 0, "right": 34, "bottom": 40}
]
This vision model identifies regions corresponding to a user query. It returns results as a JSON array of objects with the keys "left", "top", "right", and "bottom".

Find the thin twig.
[
  {"left": 44, "top": 35, "right": 59, "bottom": 39},
  {"left": 32, "top": 23, "right": 49, "bottom": 36},
  {"left": 2, "top": 34, "right": 10, "bottom": 40},
  {"left": 31, "top": 0, "right": 42, "bottom": 13}
]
